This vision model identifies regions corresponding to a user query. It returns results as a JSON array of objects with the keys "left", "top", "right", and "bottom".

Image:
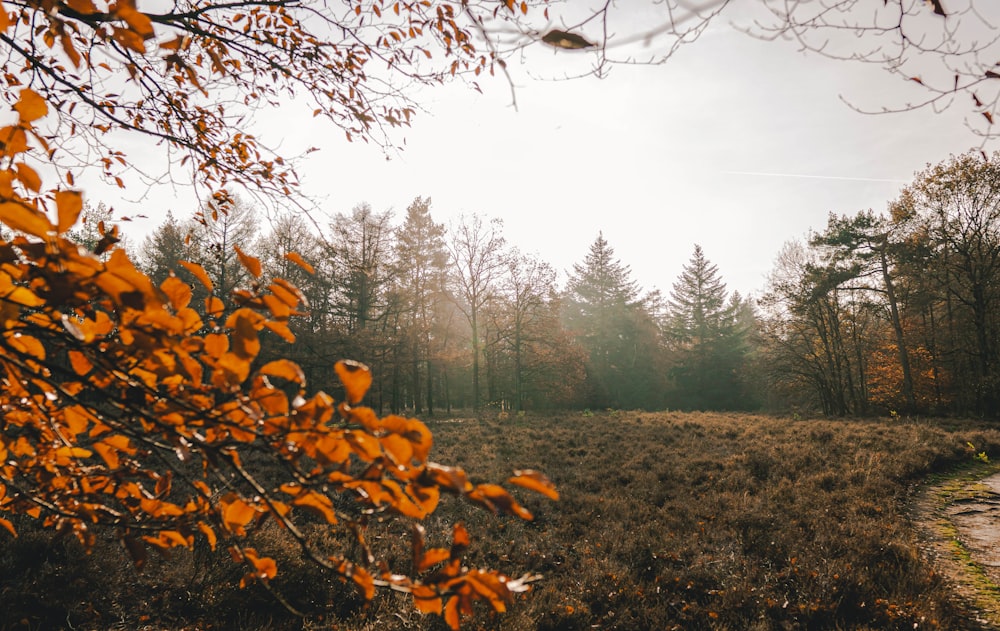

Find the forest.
[
  {"left": 3, "top": 0, "right": 1000, "bottom": 629},
  {"left": 108, "top": 149, "right": 999, "bottom": 418}
]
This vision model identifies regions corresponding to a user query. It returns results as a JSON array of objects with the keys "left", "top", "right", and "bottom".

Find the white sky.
[{"left": 92, "top": 3, "right": 990, "bottom": 298}]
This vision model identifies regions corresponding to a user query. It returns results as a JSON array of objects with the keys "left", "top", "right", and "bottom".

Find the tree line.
[
  {"left": 760, "top": 152, "right": 1000, "bottom": 417},
  {"left": 112, "top": 150, "right": 1000, "bottom": 417},
  {"left": 121, "top": 196, "right": 751, "bottom": 413}
]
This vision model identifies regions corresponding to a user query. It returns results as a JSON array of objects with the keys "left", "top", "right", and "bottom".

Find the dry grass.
[{"left": 2, "top": 412, "right": 1000, "bottom": 630}]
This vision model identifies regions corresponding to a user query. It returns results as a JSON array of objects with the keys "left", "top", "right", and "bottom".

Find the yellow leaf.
[
  {"left": 55, "top": 190, "right": 83, "bottom": 234},
  {"left": 0, "top": 201, "right": 53, "bottom": 238},
  {"left": 14, "top": 89, "right": 47, "bottom": 123}
]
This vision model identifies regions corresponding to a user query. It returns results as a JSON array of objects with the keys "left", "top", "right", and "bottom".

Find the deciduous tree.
[{"left": 446, "top": 213, "right": 507, "bottom": 411}]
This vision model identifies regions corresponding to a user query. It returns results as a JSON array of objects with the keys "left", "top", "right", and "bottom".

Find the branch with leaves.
[{"left": 0, "top": 89, "right": 556, "bottom": 629}]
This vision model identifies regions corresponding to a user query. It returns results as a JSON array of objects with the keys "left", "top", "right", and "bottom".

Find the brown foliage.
[{"left": 5, "top": 411, "right": 998, "bottom": 629}]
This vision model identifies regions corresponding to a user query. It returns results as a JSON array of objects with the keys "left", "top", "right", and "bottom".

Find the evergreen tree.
[
  {"left": 393, "top": 197, "right": 448, "bottom": 414},
  {"left": 666, "top": 244, "right": 752, "bottom": 410},
  {"left": 67, "top": 201, "right": 124, "bottom": 260},
  {"left": 187, "top": 195, "right": 260, "bottom": 303},
  {"left": 139, "top": 210, "right": 189, "bottom": 285},
  {"left": 563, "top": 233, "right": 663, "bottom": 409}
]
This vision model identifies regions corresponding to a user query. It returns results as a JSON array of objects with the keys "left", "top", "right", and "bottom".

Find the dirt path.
[{"left": 912, "top": 465, "right": 1000, "bottom": 628}]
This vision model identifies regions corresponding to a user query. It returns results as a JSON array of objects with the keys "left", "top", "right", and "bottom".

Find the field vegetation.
[{"left": 4, "top": 410, "right": 999, "bottom": 630}]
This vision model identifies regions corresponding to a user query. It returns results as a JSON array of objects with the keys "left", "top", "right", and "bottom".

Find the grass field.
[{"left": 4, "top": 412, "right": 1000, "bottom": 630}]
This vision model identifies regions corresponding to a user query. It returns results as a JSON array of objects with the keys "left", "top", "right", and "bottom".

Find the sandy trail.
[{"left": 912, "top": 468, "right": 1000, "bottom": 629}]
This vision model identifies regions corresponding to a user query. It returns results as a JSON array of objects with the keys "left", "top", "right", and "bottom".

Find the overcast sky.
[{"left": 97, "top": 3, "right": 991, "bottom": 298}]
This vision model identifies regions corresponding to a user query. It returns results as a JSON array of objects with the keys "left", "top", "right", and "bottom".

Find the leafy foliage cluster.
[
  {"left": 0, "top": 91, "right": 560, "bottom": 629},
  {"left": 760, "top": 151, "right": 1000, "bottom": 417}
]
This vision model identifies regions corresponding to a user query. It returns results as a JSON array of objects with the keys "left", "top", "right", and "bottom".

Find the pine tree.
[
  {"left": 393, "top": 197, "right": 448, "bottom": 413},
  {"left": 666, "top": 245, "right": 752, "bottom": 410},
  {"left": 563, "top": 233, "right": 662, "bottom": 409},
  {"left": 139, "top": 210, "right": 189, "bottom": 285}
]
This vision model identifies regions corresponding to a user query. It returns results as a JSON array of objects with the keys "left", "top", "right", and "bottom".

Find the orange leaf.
[
  {"left": 229, "top": 311, "right": 260, "bottom": 360},
  {"left": 14, "top": 89, "right": 47, "bottom": 123},
  {"left": 93, "top": 442, "right": 120, "bottom": 469},
  {"left": 283, "top": 251, "right": 315, "bottom": 274},
  {"left": 468, "top": 484, "right": 533, "bottom": 520},
  {"left": 0, "top": 517, "right": 16, "bottom": 538},
  {"left": 204, "top": 332, "right": 229, "bottom": 359},
  {"left": 244, "top": 549, "right": 278, "bottom": 580},
  {"left": 418, "top": 547, "right": 451, "bottom": 572},
  {"left": 263, "top": 319, "right": 295, "bottom": 343},
  {"left": 508, "top": 470, "right": 559, "bottom": 500},
  {"left": 259, "top": 359, "right": 305, "bottom": 384},
  {"left": 160, "top": 275, "right": 192, "bottom": 310},
  {"left": 116, "top": 3, "right": 154, "bottom": 38},
  {"left": 335, "top": 359, "right": 372, "bottom": 405},
  {"left": 0, "top": 201, "right": 53, "bottom": 238},
  {"left": 234, "top": 245, "right": 262, "bottom": 278},
  {"left": 444, "top": 596, "right": 460, "bottom": 630},
  {"left": 55, "top": 190, "right": 84, "bottom": 234},
  {"left": 291, "top": 490, "right": 338, "bottom": 524},
  {"left": 112, "top": 25, "right": 146, "bottom": 53},
  {"left": 55, "top": 446, "right": 93, "bottom": 459},
  {"left": 68, "top": 350, "right": 93, "bottom": 375},
  {"left": 205, "top": 295, "right": 225, "bottom": 318},
  {"left": 452, "top": 522, "right": 470, "bottom": 556},
  {"left": 412, "top": 585, "right": 442, "bottom": 614},
  {"left": 14, "top": 163, "right": 41, "bottom": 192},
  {"left": 179, "top": 260, "right": 214, "bottom": 291},
  {"left": 67, "top": 0, "right": 99, "bottom": 15},
  {"left": 0, "top": 126, "right": 29, "bottom": 155},
  {"left": 221, "top": 495, "right": 257, "bottom": 535},
  {"left": 197, "top": 522, "right": 217, "bottom": 550},
  {"left": 7, "top": 333, "right": 45, "bottom": 360}
]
